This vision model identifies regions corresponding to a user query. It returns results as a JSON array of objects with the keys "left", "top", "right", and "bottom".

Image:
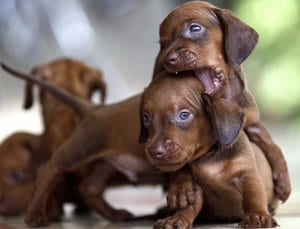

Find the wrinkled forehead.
[
  {"left": 159, "top": 1, "right": 219, "bottom": 37},
  {"left": 143, "top": 73, "right": 203, "bottom": 110}
]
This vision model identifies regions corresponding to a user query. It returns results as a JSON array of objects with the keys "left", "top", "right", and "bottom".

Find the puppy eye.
[
  {"left": 189, "top": 23, "right": 202, "bottom": 33},
  {"left": 184, "top": 22, "right": 206, "bottom": 40},
  {"left": 177, "top": 110, "right": 193, "bottom": 122},
  {"left": 8, "top": 170, "right": 25, "bottom": 184},
  {"left": 142, "top": 112, "right": 150, "bottom": 125}
]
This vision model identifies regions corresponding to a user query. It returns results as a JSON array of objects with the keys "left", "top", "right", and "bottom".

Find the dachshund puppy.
[
  {"left": 25, "top": 58, "right": 106, "bottom": 160},
  {"left": 0, "top": 132, "right": 40, "bottom": 216},
  {"left": 0, "top": 58, "right": 106, "bottom": 219},
  {"left": 140, "top": 72, "right": 279, "bottom": 228},
  {"left": 153, "top": 1, "right": 290, "bottom": 203},
  {"left": 1, "top": 63, "right": 167, "bottom": 227}
]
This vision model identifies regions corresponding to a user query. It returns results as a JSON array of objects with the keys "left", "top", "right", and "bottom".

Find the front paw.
[
  {"left": 109, "top": 209, "right": 134, "bottom": 221},
  {"left": 167, "top": 183, "right": 196, "bottom": 210},
  {"left": 24, "top": 211, "right": 49, "bottom": 227},
  {"left": 239, "top": 214, "right": 278, "bottom": 228},
  {"left": 273, "top": 171, "right": 291, "bottom": 202},
  {"left": 154, "top": 215, "right": 192, "bottom": 229}
]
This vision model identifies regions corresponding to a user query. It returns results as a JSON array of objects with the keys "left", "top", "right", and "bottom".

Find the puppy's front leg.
[
  {"left": 167, "top": 167, "right": 197, "bottom": 210},
  {"left": 24, "top": 162, "right": 64, "bottom": 227},
  {"left": 239, "top": 174, "right": 277, "bottom": 228},
  {"left": 245, "top": 122, "right": 291, "bottom": 202},
  {"left": 155, "top": 184, "right": 203, "bottom": 229}
]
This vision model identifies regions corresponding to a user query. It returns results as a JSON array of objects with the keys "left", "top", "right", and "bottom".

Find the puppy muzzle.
[
  {"left": 163, "top": 49, "right": 197, "bottom": 73},
  {"left": 146, "top": 140, "right": 187, "bottom": 172}
]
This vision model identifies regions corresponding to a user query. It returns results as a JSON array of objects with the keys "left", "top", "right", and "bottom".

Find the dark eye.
[
  {"left": 189, "top": 23, "right": 202, "bottom": 33},
  {"left": 142, "top": 112, "right": 150, "bottom": 125},
  {"left": 177, "top": 110, "right": 192, "bottom": 122},
  {"left": 9, "top": 171, "right": 24, "bottom": 184}
]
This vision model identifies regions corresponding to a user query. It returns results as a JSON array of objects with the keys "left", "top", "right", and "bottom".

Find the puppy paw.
[
  {"left": 273, "top": 171, "right": 291, "bottom": 202},
  {"left": 167, "top": 182, "right": 196, "bottom": 210},
  {"left": 110, "top": 209, "right": 134, "bottom": 221},
  {"left": 239, "top": 214, "right": 278, "bottom": 228},
  {"left": 24, "top": 212, "right": 49, "bottom": 227},
  {"left": 154, "top": 215, "right": 192, "bottom": 229}
]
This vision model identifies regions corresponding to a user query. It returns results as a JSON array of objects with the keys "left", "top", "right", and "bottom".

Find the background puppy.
[
  {"left": 152, "top": 0, "right": 290, "bottom": 203},
  {"left": 25, "top": 58, "right": 106, "bottom": 160},
  {"left": 0, "top": 58, "right": 107, "bottom": 219},
  {"left": 0, "top": 132, "right": 40, "bottom": 216},
  {"left": 140, "top": 72, "right": 279, "bottom": 228},
  {"left": 1, "top": 63, "right": 167, "bottom": 227}
]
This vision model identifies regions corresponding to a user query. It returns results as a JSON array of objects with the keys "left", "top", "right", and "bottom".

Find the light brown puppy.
[
  {"left": 140, "top": 72, "right": 279, "bottom": 228},
  {"left": 1, "top": 63, "right": 167, "bottom": 227},
  {"left": 153, "top": 1, "right": 290, "bottom": 203},
  {"left": 25, "top": 58, "right": 106, "bottom": 160}
]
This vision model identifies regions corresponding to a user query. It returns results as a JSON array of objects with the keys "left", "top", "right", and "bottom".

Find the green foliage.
[{"left": 232, "top": 0, "right": 300, "bottom": 121}]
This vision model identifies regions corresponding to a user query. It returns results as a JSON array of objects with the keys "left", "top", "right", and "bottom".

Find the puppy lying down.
[{"left": 140, "top": 72, "right": 279, "bottom": 228}]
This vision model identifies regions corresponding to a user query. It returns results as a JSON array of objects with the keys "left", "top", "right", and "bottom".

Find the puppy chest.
[{"left": 189, "top": 160, "right": 244, "bottom": 192}]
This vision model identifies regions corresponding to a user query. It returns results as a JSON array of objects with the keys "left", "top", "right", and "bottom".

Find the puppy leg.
[
  {"left": 24, "top": 120, "right": 107, "bottom": 226},
  {"left": 167, "top": 167, "right": 196, "bottom": 210},
  {"left": 24, "top": 162, "right": 64, "bottom": 226},
  {"left": 78, "top": 161, "right": 134, "bottom": 221},
  {"left": 245, "top": 122, "right": 291, "bottom": 202},
  {"left": 155, "top": 184, "right": 203, "bottom": 229},
  {"left": 239, "top": 174, "right": 277, "bottom": 228}
]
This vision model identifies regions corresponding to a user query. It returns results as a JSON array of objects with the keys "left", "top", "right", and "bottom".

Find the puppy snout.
[
  {"left": 164, "top": 52, "right": 178, "bottom": 66},
  {"left": 148, "top": 145, "right": 165, "bottom": 160},
  {"left": 148, "top": 139, "right": 180, "bottom": 160}
]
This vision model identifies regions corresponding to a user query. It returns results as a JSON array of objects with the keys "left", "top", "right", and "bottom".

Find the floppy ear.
[
  {"left": 23, "top": 82, "right": 34, "bottom": 109},
  {"left": 215, "top": 9, "right": 258, "bottom": 69},
  {"left": 138, "top": 94, "right": 148, "bottom": 144},
  {"left": 23, "top": 65, "right": 47, "bottom": 109},
  {"left": 203, "top": 95, "right": 244, "bottom": 147}
]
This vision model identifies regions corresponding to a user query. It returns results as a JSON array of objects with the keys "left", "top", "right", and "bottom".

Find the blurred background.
[{"left": 0, "top": 0, "right": 299, "bottom": 218}]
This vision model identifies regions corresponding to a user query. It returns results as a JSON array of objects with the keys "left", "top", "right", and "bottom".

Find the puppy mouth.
[
  {"left": 194, "top": 67, "right": 225, "bottom": 96},
  {"left": 146, "top": 151, "right": 188, "bottom": 172},
  {"left": 148, "top": 159, "right": 187, "bottom": 172}
]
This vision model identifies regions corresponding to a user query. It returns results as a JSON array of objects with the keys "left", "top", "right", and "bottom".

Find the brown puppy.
[
  {"left": 1, "top": 63, "right": 167, "bottom": 227},
  {"left": 25, "top": 58, "right": 106, "bottom": 160},
  {"left": 153, "top": 1, "right": 290, "bottom": 202},
  {"left": 0, "top": 132, "right": 40, "bottom": 216},
  {"left": 0, "top": 58, "right": 107, "bottom": 219},
  {"left": 140, "top": 72, "right": 279, "bottom": 228}
]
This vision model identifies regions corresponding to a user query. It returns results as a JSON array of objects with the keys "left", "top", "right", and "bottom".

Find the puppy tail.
[{"left": 1, "top": 62, "right": 93, "bottom": 117}]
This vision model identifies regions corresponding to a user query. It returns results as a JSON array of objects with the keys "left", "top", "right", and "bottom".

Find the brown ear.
[
  {"left": 138, "top": 94, "right": 148, "bottom": 144},
  {"left": 203, "top": 95, "right": 244, "bottom": 146},
  {"left": 215, "top": 9, "right": 258, "bottom": 69},
  {"left": 23, "top": 82, "right": 34, "bottom": 109},
  {"left": 89, "top": 69, "right": 107, "bottom": 104}
]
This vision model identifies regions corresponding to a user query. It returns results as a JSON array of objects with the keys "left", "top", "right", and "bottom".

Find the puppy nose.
[
  {"left": 148, "top": 145, "right": 166, "bottom": 159},
  {"left": 165, "top": 52, "right": 178, "bottom": 66}
]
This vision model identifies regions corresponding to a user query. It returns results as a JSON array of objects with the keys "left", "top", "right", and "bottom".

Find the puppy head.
[
  {"left": 0, "top": 133, "right": 38, "bottom": 216},
  {"left": 154, "top": 1, "right": 258, "bottom": 95},
  {"left": 140, "top": 71, "right": 245, "bottom": 172},
  {"left": 140, "top": 71, "right": 212, "bottom": 172},
  {"left": 24, "top": 58, "right": 106, "bottom": 109}
]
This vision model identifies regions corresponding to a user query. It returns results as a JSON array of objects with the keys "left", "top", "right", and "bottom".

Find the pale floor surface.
[
  {"left": 0, "top": 184, "right": 300, "bottom": 229},
  {"left": 0, "top": 211, "right": 299, "bottom": 229}
]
